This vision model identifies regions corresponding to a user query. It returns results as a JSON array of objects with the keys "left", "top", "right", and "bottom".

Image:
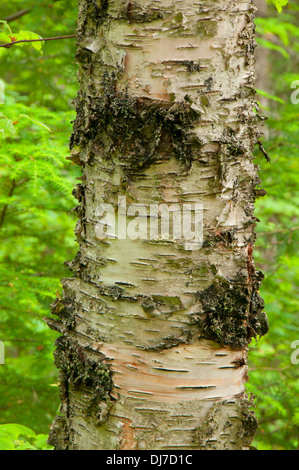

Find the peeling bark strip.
[{"left": 47, "top": 0, "right": 268, "bottom": 450}]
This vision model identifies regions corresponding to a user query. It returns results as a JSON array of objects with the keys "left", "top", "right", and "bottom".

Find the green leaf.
[
  {"left": 270, "top": 0, "right": 289, "bottom": 13},
  {"left": 15, "top": 442, "right": 37, "bottom": 450},
  {"left": 0, "top": 431, "right": 15, "bottom": 450},
  {"left": 35, "top": 434, "right": 53, "bottom": 450},
  {"left": 256, "top": 88, "right": 286, "bottom": 104},
  {"left": 257, "top": 38, "right": 290, "bottom": 58},
  {"left": 0, "top": 424, "right": 36, "bottom": 440},
  {"left": 0, "top": 116, "right": 16, "bottom": 138},
  {"left": 0, "top": 20, "right": 13, "bottom": 36},
  {"left": 0, "top": 33, "right": 11, "bottom": 44},
  {"left": 18, "top": 114, "right": 52, "bottom": 133},
  {"left": 16, "top": 31, "right": 43, "bottom": 53}
]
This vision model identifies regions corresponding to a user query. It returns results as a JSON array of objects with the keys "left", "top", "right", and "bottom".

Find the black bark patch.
[
  {"left": 194, "top": 276, "right": 268, "bottom": 350},
  {"left": 48, "top": 416, "right": 70, "bottom": 451},
  {"left": 183, "top": 60, "right": 202, "bottom": 74},
  {"left": 48, "top": 334, "right": 113, "bottom": 449},
  {"left": 54, "top": 337, "right": 113, "bottom": 401},
  {"left": 248, "top": 280, "right": 269, "bottom": 339},
  {"left": 51, "top": 297, "right": 76, "bottom": 331},
  {"left": 143, "top": 335, "right": 189, "bottom": 352},
  {"left": 78, "top": 0, "right": 108, "bottom": 32},
  {"left": 71, "top": 73, "right": 200, "bottom": 172},
  {"left": 125, "top": 3, "right": 164, "bottom": 23},
  {"left": 204, "top": 77, "right": 213, "bottom": 90},
  {"left": 196, "top": 282, "right": 248, "bottom": 349},
  {"left": 202, "top": 229, "right": 237, "bottom": 249}
]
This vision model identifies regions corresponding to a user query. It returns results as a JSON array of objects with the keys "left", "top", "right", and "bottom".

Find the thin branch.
[
  {"left": 257, "top": 140, "right": 271, "bottom": 163},
  {"left": 3, "top": 0, "right": 63, "bottom": 23},
  {"left": 0, "top": 179, "right": 16, "bottom": 229},
  {"left": 1, "top": 339, "right": 40, "bottom": 343},
  {"left": 249, "top": 366, "right": 291, "bottom": 372},
  {"left": 0, "top": 34, "right": 77, "bottom": 49},
  {"left": 259, "top": 226, "right": 299, "bottom": 236},
  {"left": 4, "top": 9, "right": 30, "bottom": 23}
]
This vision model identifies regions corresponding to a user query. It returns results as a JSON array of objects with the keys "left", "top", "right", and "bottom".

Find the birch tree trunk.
[{"left": 47, "top": 0, "right": 269, "bottom": 450}]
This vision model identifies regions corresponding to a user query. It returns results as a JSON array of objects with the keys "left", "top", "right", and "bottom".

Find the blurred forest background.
[{"left": 0, "top": 0, "right": 298, "bottom": 450}]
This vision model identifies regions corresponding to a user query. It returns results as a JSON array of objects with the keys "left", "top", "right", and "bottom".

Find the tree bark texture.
[{"left": 47, "top": 0, "right": 269, "bottom": 450}]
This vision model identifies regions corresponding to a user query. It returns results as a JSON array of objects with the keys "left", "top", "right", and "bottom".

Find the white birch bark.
[{"left": 47, "top": 0, "right": 268, "bottom": 450}]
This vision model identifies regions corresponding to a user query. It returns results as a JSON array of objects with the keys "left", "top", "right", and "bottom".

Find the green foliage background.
[
  {"left": 0, "top": 0, "right": 79, "bottom": 447},
  {"left": 248, "top": 0, "right": 299, "bottom": 450},
  {"left": 0, "top": 0, "right": 298, "bottom": 451}
]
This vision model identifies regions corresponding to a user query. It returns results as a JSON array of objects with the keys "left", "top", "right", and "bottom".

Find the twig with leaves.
[{"left": 0, "top": 34, "right": 77, "bottom": 49}]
